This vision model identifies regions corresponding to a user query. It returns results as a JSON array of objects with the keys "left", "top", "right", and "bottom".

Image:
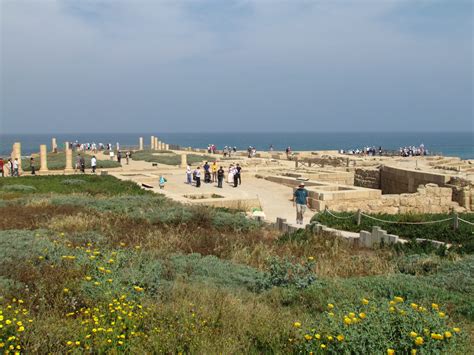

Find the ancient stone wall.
[
  {"left": 380, "top": 165, "right": 450, "bottom": 194},
  {"left": 316, "top": 183, "right": 461, "bottom": 214},
  {"left": 354, "top": 168, "right": 380, "bottom": 189}
]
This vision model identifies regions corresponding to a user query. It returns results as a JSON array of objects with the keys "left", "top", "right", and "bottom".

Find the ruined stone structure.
[
  {"left": 264, "top": 174, "right": 464, "bottom": 214},
  {"left": 180, "top": 153, "right": 187, "bottom": 168},
  {"left": 151, "top": 136, "right": 155, "bottom": 150},
  {"left": 64, "top": 143, "right": 74, "bottom": 172},
  {"left": 354, "top": 168, "right": 380, "bottom": 189},
  {"left": 51, "top": 138, "right": 58, "bottom": 153},
  {"left": 11, "top": 142, "right": 22, "bottom": 173},
  {"left": 139, "top": 137, "right": 144, "bottom": 151},
  {"left": 40, "top": 144, "right": 48, "bottom": 171},
  {"left": 380, "top": 165, "right": 449, "bottom": 194}
]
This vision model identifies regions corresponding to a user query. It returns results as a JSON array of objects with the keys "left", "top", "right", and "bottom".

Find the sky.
[{"left": 0, "top": 0, "right": 472, "bottom": 134}]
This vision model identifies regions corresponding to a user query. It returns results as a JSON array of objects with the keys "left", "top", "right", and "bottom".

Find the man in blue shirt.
[{"left": 293, "top": 183, "right": 309, "bottom": 225}]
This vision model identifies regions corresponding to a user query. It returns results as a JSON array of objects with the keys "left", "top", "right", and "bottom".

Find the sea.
[{"left": 0, "top": 132, "right": 473, "bottom": 159}]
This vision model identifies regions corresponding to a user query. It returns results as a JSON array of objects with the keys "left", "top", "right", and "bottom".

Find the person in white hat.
[{"left": 293, "top": 182, "right": 309, "bottom": 225}]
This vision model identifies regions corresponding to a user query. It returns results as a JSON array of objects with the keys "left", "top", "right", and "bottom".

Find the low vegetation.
[
  {"left": 132, "top": 150, "right": 215, "bottom": 166},
  {"left": 0, "top": 176, "right": 472, "bottom": 353},
  {"left": 312, "top": 211, "right": 474, "bottom": 253},
  {"left": 21, "top": 151, "right": 120, "bottom": 171}
]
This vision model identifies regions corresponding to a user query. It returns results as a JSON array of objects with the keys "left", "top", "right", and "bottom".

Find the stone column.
[
  {"left": 165, "top": 144, "right": 170, "bottom": 151},
  {"left": 51, "top": 137, "right": 58, "bottom": 153},
  {"left": 155, "top": 137, "right": 159, "bottom": 150},
  {"left": 64, "top": 143, "right": 74, "bottom": 173},
  {"left": 151, "top": 136, "right": 155, "bottom": 150},
  {"left": 12, "top": 142, "right": 23, "bottom": 173},
  {"left": 139, "top": 137, "right": 144, "bottom": 151},
  {"left": 40, "top": 144, "right": 48, "bottom": 172},
  {"left": 180, "top": 153, "right": 187, "bottom": 168}
]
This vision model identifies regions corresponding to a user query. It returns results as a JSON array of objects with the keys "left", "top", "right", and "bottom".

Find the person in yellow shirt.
[{"left": 211, "top": 161, "right": 218, "bottom": 183}]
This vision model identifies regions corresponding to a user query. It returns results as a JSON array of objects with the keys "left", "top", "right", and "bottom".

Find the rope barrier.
[
  {"left": 323, "top": 209, "right": 473, "bottom": 227},
  {"left": 359, "top": 213, "right": 453, "bottom": 225},
  {"left": 459, "top": 218, "right": 474, "bottom": 226},
  {"left": 324, "top": 209, "right": 357, "bottom": 220}
]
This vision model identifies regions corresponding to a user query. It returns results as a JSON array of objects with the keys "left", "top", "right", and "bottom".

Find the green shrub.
[
  {"left": 312, "top": 212, "right": 474, "bottom": 253},
  {"left": 259, "top": 257, "right": 317, "bottom": 290},
  {"left": 292, "top": 297, "right": 466, "bottom": 354},
  {"left": 22, "top": 151, "right": 120, "bottom": 171},
  {"left": 62, "top": 179, "right": 86, "bottom": 185},
  {"left": 2, "top": 184, "right": 37, "bottom": 192},
  {"left": 132, "top": 150, "right": 214, "bottom": 166},
  {"left": 0, "top": 175, "right": 149, "bottom": 196}
]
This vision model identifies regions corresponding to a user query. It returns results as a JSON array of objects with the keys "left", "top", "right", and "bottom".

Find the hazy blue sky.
[{"left": 1, "top": 0, "right": 472, "bottom": 133}]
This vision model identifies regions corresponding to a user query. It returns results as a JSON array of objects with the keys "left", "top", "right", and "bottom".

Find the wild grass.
[
  {"left": 0, "top": 175, "right": 149, "bottom": 196},
  {"left": 21, "top": 151, "right": 120, "bottom": 171},
  {"left": 0, "top": 176, "right": 472, "bottom": 353},
  {"left": 132, "top": 149, "right": 214, "bottom": 166}
]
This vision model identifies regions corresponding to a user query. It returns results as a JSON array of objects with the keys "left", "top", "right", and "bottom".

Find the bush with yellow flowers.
[
  {"left": 0, "top": 298, "right": 33, "bottom": 354},
  {"left": 291, "top": 297, "right": 465, "bottom": 354},
  {"left": 62, "top": 295, "right": 151, "bottom": 352}
]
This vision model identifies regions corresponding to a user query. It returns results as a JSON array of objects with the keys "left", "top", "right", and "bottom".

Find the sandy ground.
[{"left": 110, "top": 157, "right": 316, "bottom": 225}]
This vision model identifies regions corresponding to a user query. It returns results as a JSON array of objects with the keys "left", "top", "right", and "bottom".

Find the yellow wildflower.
[
  {"left": 348, "top": 312, "right": 355, "bottom": 318},
  {"left": 359, "top": 312, "right": 366, "bottom": 319},
  {"left": 410, "top": 331, "right": 417, "bottom": 338},
  {"left": 320, "top": 344, "right": 326, "bottom": 349},
  {"left": 411, "top": 350, "right": 417, "bottom": 355},
  {"left": 327, "top": 303, "right": 334, "bottom": 309},
  {"left": 453, "top": 327, "right": 461, "bottom": 333},
  {"left": 315, "top": 334, "right": 321, "bottom": 339},
  {"left": 431, "top": 333, "right": 444, "bottom": 340},
  {"left": 389, "top": 307, "right": 395, "bottom": 313},
  {"left": 327, "top": 335, "right": 333, "bottom": 341},
  {"left": 293, "top": 322, "right": 301, "bottom": 328},
  {"left": 308, "top": 256, "right": 314, "bottom": 261},
  {"left": 387, "top": 349, "right": 395, "bottom": 355},
  {"left": 63, "top": 288, "right": 69, "bottom": 293},
  {"left": 394, "top": 296, "right": 404, "bottom": 303},
  {"left": 362, "top": 298, "right": 369, "bottom": 305},
  {"left": 336, "top": 334, "right": 344, "bottom": 341},
  {"left": 343, "top": 317, "right": 352, "bottom": 325},
  {"left": 444, "top": 331, "right": 452, "bottom": 338},
  {"left": 431, "top": 303, "right": 439, "bottom": 310},
  {"left": 414, "top": 337, "right": 424, "bottom": 346},
  {"left": 438, "top": 312, "right": 446, "bottom": 318},
  {"left": 304, "top": 334, "right": 312, "bottom": 341}
]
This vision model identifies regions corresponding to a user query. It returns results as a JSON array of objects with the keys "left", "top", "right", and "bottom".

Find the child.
[{"left": 159, "top": 175, "right": 167, "bottom": 189}]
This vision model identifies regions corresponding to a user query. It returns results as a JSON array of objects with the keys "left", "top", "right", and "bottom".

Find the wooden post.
[
  {"left": 295, "top": 159, "right": 298, "bottom": 168},
  {"left": 357, "top": 209, "right": 362, "bottom": 226}
]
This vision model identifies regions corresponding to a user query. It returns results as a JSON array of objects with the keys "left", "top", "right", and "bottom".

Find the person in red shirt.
[{"left": 0, "top": 157, "right": 4, "bottom": 177}]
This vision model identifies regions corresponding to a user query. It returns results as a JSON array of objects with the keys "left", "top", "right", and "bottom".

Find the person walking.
[
  {"left": 236, "top": 164, "right": 242, "bottom": 185},
  {"left": 13, "top": 158, "right": 19, "bottom": 177},
  {"left": 117, "top": 151, "right": 122, "bottom": 164},
  {"left": 211, "top": 161, "right": 218, "bottom": 183},
  {"left": 91, "top": 156, "right": 97, "bottom": 173},
  {"left": 80, "top": 155, "right": 86, "bottom": 173},
  {"left": 217, "top": 166, "right": 224, "bottom": 188},
  {"left": 0, "top": 157, "right": 3, "bottom": 177},
  {"left": 194, "top": 167, "right": 201, "bottom": 188},
  {"left": 186, "top": 165, "right": 192, "bottom": 184},
  {"left": 30, "top": 157, "right": 36, "bottom": 175},
  {"left": 125, "top": 151, "right": 130, "bottom": 165},
  {"left": 75, "top": 154, "right": 81, "bottom": 173},
  {"left": 293, "top": 182, "right": 309, "bottom": 225},
  {"left": 159, "top": 175, "right": 167, "bottom": 189}
]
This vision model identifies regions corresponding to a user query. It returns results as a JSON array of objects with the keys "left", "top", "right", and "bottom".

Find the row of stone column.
[{"left": 147, "top": 136, "right": 170, "bottom": 151}]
